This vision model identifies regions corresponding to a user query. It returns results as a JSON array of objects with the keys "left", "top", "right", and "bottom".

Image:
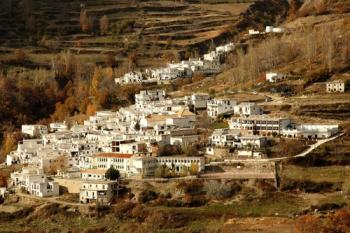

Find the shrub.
[
  {"left": 310, "top": 202, "right": 345, "bottom": 212},
  {"left": 176, "top": 180, "right": 204, "bottom": 195},
  {"left": 204, "top": 180, "right": 241, "bottom": 200},
  {"left": 113, "top": 201, "right": 136, "bottom": 220},
  {"left": 130, "top": 204, "right": 145, "bottom": 222},
  {"left": 138, "top": 190, "right": 158, "bottom": 204},
  {"left": 342, "top": 179, "right": 350, "bottom": 196},
  {"left": 281, "top": 179, "right": 335, "bottom": 193},
  {"left": 183, "top": 194, "right": 207, "bottom": 207}
]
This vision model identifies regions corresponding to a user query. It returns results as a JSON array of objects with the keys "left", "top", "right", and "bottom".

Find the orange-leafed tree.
[
  {"left": 15, "top": 49, "right": 27, "bottom": 63},
  {"left": 80, "top": 9, "right": 91, "bottom": 33},
  {"left": 295, "top": 215, "right": 320, "bottom": 233}
]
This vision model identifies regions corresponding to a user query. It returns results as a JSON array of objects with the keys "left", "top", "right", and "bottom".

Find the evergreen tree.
[{"left": 105, "top": 166, "right": 120, "bottom": 180}]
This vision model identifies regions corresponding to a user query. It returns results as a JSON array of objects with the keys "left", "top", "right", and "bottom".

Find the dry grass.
[
  {"left": 195, "top": 3, "right": 252, "bottom": 15},
  {"left": 282, "top": 165, "right": 350, "bottom": 183}
]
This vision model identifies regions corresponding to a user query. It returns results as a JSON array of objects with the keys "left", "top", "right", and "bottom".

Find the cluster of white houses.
[
  {"left": 115, "top": 43, "right": 235, "bottom": 85},
  {"left": 4, "top": 88, "right": 340, "bottom": 203},
  {"left": 248, "top": 26, "right": 285, "bottom": 35}
]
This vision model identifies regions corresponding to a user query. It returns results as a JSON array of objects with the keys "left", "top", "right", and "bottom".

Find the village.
[
  {"left": 1, "top": 49, "right": 345, "bottom": 204},
  {"left": 1, "top": 0, "right": 350, "bottom": 231}
]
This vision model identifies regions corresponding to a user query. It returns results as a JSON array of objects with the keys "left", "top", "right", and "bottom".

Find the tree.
[
  {"left": 204, "top": 180, "right": 239, "bottom": 200},
  {"left": 80, "top": 9, "right": 91, "bottom": 33},
  {"left": 15, "top": 49, "right": 27, "bottom": 63},
  {"left": 0, "top": 132, "right": 22, "bottom": 161},
  {"left": 105, "top": 166, "right": 120, "bottom": 180},
  {"left": 99, "top": 15, "right": 109, "bottom": 35},
  {"left": 23, "top": 0, "right": 32, "bottom": 18},
  {"left": 288, "top": 0, "right": 302, "bottom": 20},
  {"left": 154, "top": 164, "right": 170, "bottom": 178},
  {"left": 105, "top": 53, "right": 116, "bottom": 67},
  {"left": 182, "top": 144, "right": 198, "bottom": 157},
  {"left": 189, "top": 162, "right": 199, "bottom": 175},
  {"left": 86, "top": 102, "right": 97, "bottom": 116},
  {"left": 26, "top": 15, "right": 35, "bottom": 33},
  {"left": 163, "top": 51, "right": 176, "bottom": 63},
  {"left": 89, "top": 67, "right": 103, "bottom": 96}
]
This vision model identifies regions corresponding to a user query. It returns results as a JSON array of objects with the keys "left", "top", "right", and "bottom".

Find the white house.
[
  {"left": 185, "top": 93, "right": 210, "bottom": 110},
  {"left": 170, "top": 135, "right": 200, "bottom": 147},
  {"left": 207, "top": 98, "right": 237, "bottom": 118},
  {"left": 81, "top": 169, "right": 107, "bottom": 180},
  {"left": 140, "top": 109, "right": 196, "bottom": 129},
  {"left": 229, "top": 115, "right": 291, "bottom": 135},
  {"left": 94, "top": 153, "right": 133, "bottom": 176},
  {"left": 326, "top": 80, "right": 345, "bottom": 93},
  {"left": 29, "top": 178, "right": 59, "bottom": 197},
  {"left": 156, "top": 156, "right": 205, "bottom": 173},
  {"left": 216, "top": 43, "right": 235, "bottom": 54},
  {"left": 10, "top": 167, "right": 59, "bottom": 197},
  {"left": 266, "top": 72, "right": 285, "bottom": 83},
  {"left": 79, "top": 180, "right": 118, "bottom": 204},
  {"left": 135, "top": 89, "right": 167, "bottom": 109},
  {"left": 192, "top": 93, "right": 210, "bottom": 110},
  {"left": 6, "top": 139, "right": 45, "bottom": 165},
  {"left": 210, "top": 129, "right": 266, "bottom": 148},
  {"left": 111, "top": 139, "right": 147, "bottom": 154},
  {"left": 236, "top": 150, "right": 263, "bottom": 159},
  {"left": 239, "top": 135, "right": 267, "bottom": 148},
  {"left": 266, "top": 26, "right": 285, "bottom": 33},
  {"left": 282, "top": 124, "right": 339, "bottom": 139},
  {"left": 129, "top": 156, "right": 158, "bottom": 177},
  {"left": 21, "top": 125, "right": 48, "bottom": 137},
  {"left": 234, "top": 102, "right": 263, "bottom": 116},
  {"left": 49, "top": 122, "right": 68, "bottom": 132},
  {"left": 203, "top": 51, "right": 219, "bottom": 63},
  {"left": 210, "top": 129, "right": 241, "bottom": 147},
  {"left": 115, "top": 71, "right": 144, "bottom": 84},
  {"left": 248, "top": 29, "right": 260, "bottom": 35},
  {"left": 0, "top": 187, "right": 6, "bottom": 198}
]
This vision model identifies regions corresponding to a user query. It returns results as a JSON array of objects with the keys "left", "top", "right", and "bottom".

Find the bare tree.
[{"left": 99, "top": 15, "right": 109, "bottom": 35}]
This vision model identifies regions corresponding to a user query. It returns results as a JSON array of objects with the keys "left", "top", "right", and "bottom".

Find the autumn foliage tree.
[
  {"left": 296, "top": 215, "right": 320, "bottom": 233},
  {"left": 80, "top": 9, "right": 92, "bottom": 33},
  {"left": 296, "top": 210, "right": 350, "bottom": 233},
  {"left": 99, "top": 15, "right": 109, "bottom": 35},
  {"left": 15, "top": 49, "right": 27, "bottom": 63},
  {"left": 0, "top": 132, "right": 22, "bottom": 161}
]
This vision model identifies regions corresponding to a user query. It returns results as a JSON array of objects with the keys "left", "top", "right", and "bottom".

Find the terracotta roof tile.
[{"left": 95, "top": 153, "right": 133, "bottom": 159}]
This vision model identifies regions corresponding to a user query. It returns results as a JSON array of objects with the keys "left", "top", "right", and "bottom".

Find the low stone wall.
[{"left": 53, "top": 178, "right": 82, "bottom": 194}]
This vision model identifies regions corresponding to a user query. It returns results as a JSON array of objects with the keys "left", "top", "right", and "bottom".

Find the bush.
[
  {"left": 310, "top": 202, "right": 345, "bottom": 212},
  {"left": 130, "top": 204, "right": 145, "bottom": 222},
  {"left": 342, "top": 179, "right": 350, "bottom": 196},
  {"left": 113, "top": 201, "right": 136, "bottom": 220},
  {"left": 204, "top": 180, "right": 241, "bottom": 200},
  {"left": 281, "top": 179, "right": 336, "bottom": 193},
  {"left": 138, "top": 190, "right": 158, "bottom": 204},
  {"left": 176, "top": 180, "right": 204, "bottom": 195},
  {"left": 166, "top": 199, "right": 184, "bottom": 207},
  {"left": 183, "top": 194, "right": 207, "bottom": 207}
]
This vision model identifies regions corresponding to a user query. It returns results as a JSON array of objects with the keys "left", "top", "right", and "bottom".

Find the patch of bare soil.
[{"left": 222, "top": 217, "right": 296, "bottom": 233}]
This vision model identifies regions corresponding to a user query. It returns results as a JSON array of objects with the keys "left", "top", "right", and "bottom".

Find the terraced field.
[{"left": 0, "top": 0, "right": 252, "bottom": 68}]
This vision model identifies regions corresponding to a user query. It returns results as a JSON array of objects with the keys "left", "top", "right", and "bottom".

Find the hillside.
[
  {"left": 0, "top": 0, "right": 290, "bottom": 151},
  {"left": 177, "top": 0, "right": 350, "bottom": 118},
  {"left": 0, "top": 0, "right": 290, "bottom": 69}
]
